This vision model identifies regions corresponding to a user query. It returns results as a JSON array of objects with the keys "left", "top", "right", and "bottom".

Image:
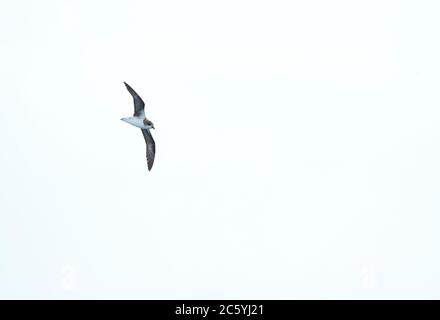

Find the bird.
[{"left": 121, "top": 82, "right": 156, "bottom": 171}]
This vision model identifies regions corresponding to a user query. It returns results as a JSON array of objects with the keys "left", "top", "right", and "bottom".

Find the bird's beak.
[{"left": 152, "top": 126, "right": 155, "bottom": 129}]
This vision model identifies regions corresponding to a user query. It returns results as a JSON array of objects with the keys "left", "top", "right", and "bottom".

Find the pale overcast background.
[{"left": 1, "top": 0, "right": 440, "bottom": 299}]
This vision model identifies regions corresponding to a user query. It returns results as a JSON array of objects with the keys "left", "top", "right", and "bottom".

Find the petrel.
[{"left": 121, "top": 82, "right": 156, "bottom": 171}]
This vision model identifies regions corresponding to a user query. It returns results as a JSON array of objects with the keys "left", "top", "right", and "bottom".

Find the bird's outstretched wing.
[
  {"left": 124, "top": 82, "right": 145, "bottom": 117},
  {"left": 141, "top": 129, "right": 156, "bottom": 171}
]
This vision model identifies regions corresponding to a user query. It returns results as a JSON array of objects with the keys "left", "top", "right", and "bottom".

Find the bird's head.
[{"left": 143, "top": 118, "right": 155, "bottom": 129}]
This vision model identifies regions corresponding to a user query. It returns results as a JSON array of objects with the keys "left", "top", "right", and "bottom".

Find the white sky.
[{"left": 1, "top": 0, "right": 440, "bottom": 299}]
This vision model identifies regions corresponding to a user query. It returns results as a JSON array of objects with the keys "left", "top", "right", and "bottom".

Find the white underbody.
[{"left": 121, "top": 116, "right": 153, "bottom": 130}]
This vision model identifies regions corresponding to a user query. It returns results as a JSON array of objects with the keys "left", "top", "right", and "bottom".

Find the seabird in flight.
[{"left": 121, "top": 82, "right": 156, "bottom": 171}]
